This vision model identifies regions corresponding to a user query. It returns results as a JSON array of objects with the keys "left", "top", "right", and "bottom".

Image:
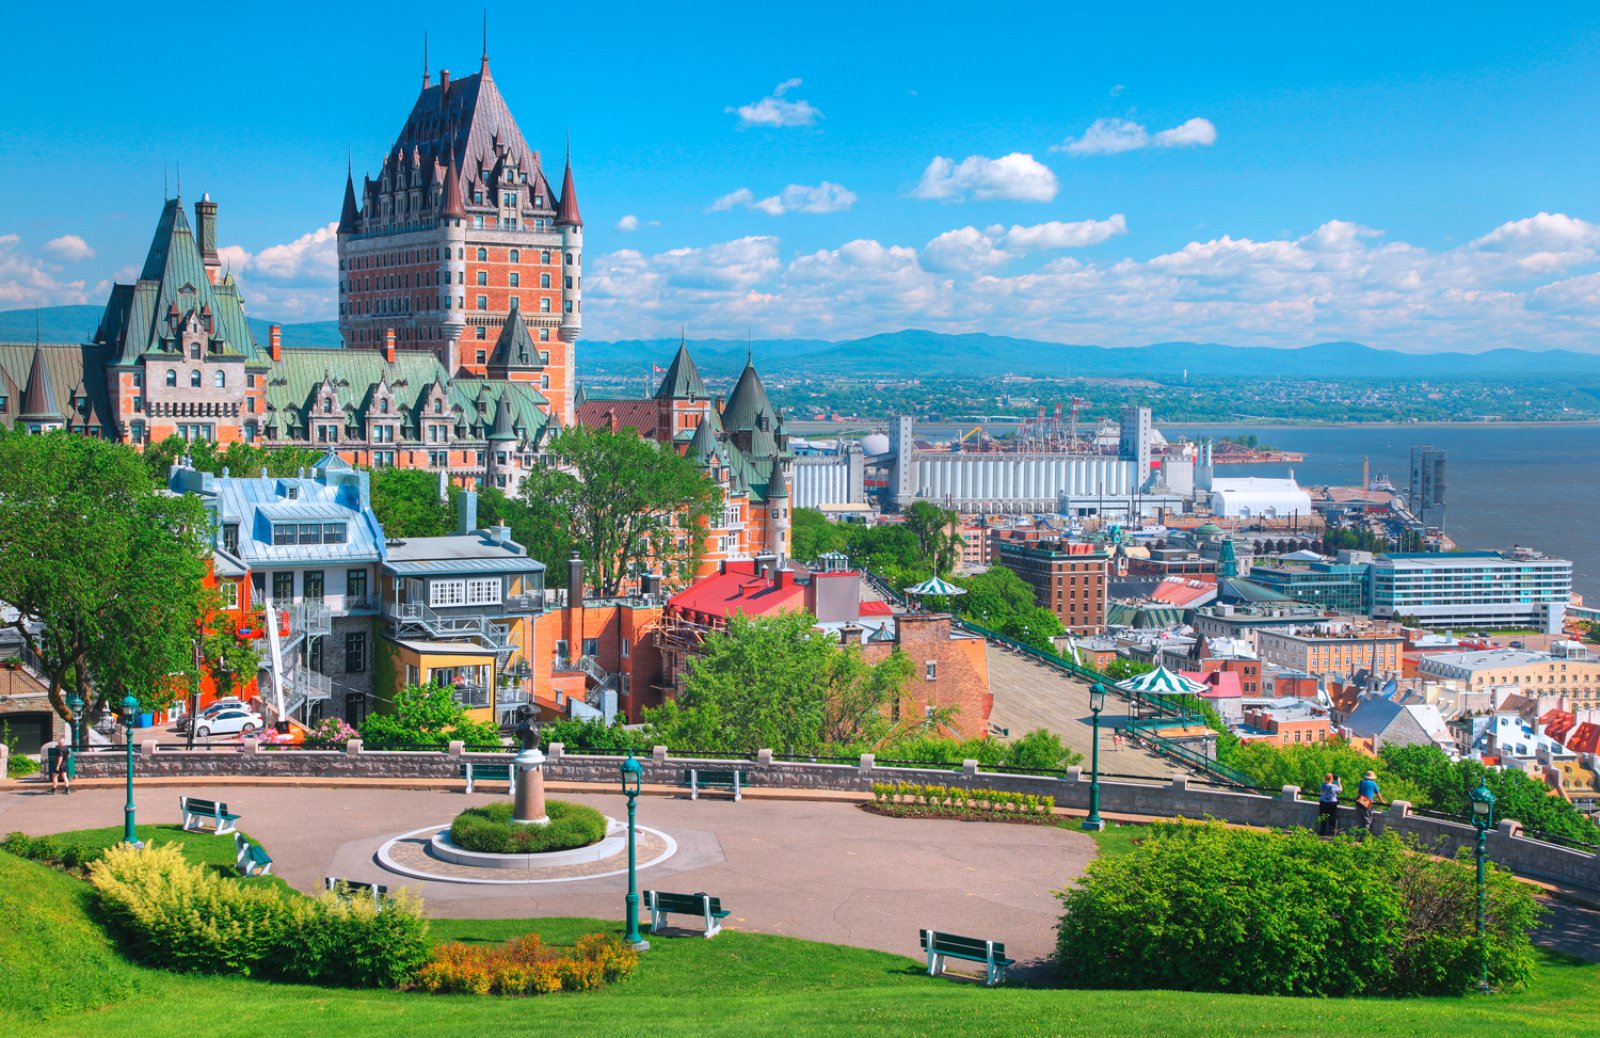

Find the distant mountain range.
[{"left": 4, "top": 306, "right": 1597, "bottom": 382}]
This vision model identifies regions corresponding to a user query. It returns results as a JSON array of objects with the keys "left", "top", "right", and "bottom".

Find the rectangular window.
[
  {"left": 222, "top": 523, "right": 239, "bottom": 554},
  {"left": 272, "top": 571, "right": 294, "bottom": 604},
  {"left": 220, "top": 581, "right": 240, "bottom": 610},
  {"left": 925, "top": 660, "right": 938, "bottom": 681},
  {"left": 582, "top": 638, "right": 599, "bottom": 658},
  {"left": 345, "top": 632, "right": 367, "bottom": 673},
  {"left": 466, "top": 577, "right": 502, "bottom": 606},
  {"left": 273, "top": 524, "right": 296, "bottom": 546},
  {"left": 621, "top": 638, "right": 630, "bottom": 658},
  {"left": 429, "top": 579, "right": 466, "bottom": 607},
  {"left": 299, "top": 523, "right": 322, "bottom": 545},
  {"left": 347, "top": 569, "right": 367, "bottom": 603},
  {"left": 309, "top": 636, "right": 324, "bottom": 674},
  {"left": 323, "top": 523, "right": 347, "bottom": 544},
  {"left": 303, "top": 570, "right": 324, "bottom": 603}
]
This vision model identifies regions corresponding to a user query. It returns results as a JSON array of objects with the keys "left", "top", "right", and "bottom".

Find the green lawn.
[
  {"left": 3, "top": 827, "right": 1599, "bottom": 1037},
  {"left": 1062, "top": 818, "right": 1149, "bottom": 860}
]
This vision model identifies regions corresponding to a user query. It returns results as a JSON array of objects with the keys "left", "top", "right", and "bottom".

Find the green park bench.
[
  {"left": 234, "top": 833, "right": 273, "bottom": 877},
  {"left": 644, "top": 890, "right": 730, "bottom": 938},
  {"left": 919, "top": 929, "right": 1016, "bottom": 986},
  {"left": 683, "top": 767, "right": 743, "bottom": 802},
  {"left": 325, "top": 876, "right": 390, "bottom": 911},
  {"left": 180, "top": 796, "right": 241, "bottom": 835},
  {"left": 460, "top": 761, "right": 518, "bottom": 795}
]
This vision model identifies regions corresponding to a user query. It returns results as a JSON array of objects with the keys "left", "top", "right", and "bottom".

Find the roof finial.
[
  {"left": 175, "top": 160, "right": 181, "bottom": 200},
  {"left": 481, "top": 10, "right": 488, "bottom": 67},
  {"left": 565, "top": 129, "right": 571, "bottom": 166},
  {"left": 163, "top": 164, "right": 169, "bottom": 201},
  {"left": 422, "top": 31, "right": 430, "bottom": 91}
]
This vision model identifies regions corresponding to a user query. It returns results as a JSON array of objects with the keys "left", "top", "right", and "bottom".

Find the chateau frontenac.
[{"left": 0, "top": 52, "right": 789, "bottom": 562}]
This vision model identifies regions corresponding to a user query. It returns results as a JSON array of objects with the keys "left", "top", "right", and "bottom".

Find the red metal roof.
[
  {"left": 1150, "top": 577, "right": 1216, "bottom": 607},
  {"left": 858, "top": 600, "right": 894, "bottom": 616},
  {"left": 1186, "top": 669, "right": 1243, "bottom": 699},
  {"left": 668, "top": 560, "right": 807, "bottom": 623},
  {"left": 1567, "top": 722, "right": 1600, "bottom": 755},
  {"left": 575, "top": 398, "right": 658, "bottom": 437}
]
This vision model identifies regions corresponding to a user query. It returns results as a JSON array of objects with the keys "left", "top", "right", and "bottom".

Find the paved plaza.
[{"left": 0, "top": 782, "right": 1095, "bottom": 968}]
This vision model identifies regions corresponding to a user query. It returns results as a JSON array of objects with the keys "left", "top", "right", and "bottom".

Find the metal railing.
[{"left": 451, "top": 682, "right": 491, "bottom": 709}]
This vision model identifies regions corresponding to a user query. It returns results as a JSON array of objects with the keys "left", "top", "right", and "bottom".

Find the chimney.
[
  {"left": 456, "top": 489, "right": 477, "bottom": 534},
  {"left": 567, "top": 551, "right": 584, "bottom": 609},
  {"left": 385, "top": 328, "right": 397, "bottom": 364},
  {"left": 492, "top": 523, "right": 511, "bottom": 545},
  {"left": 440, "top": 68, "right": 451, "bottom": 91},
  {"left": 195, "top": 194, "right": 220, "bottom": 283},
  {"left": 269, "top": 324, "right": 282, "bottom": 361}
]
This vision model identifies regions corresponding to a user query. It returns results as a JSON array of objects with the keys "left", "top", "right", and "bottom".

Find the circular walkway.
[{"left": 0, "top": 784, "right": 1094, "bottom": 965}]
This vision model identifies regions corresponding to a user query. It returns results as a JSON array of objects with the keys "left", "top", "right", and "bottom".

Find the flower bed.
[
  {"left": 449, "top": 800, "right": 608, "bottom": 854},
  {"left": 417, "top": 932, "right": 638, "bottom": 995},
  {"left": 867, "top": 781, "right": 1055, "bottom": 822}
]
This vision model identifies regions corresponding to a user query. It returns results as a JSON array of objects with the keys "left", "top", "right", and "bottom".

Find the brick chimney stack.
[
  {"left": 385, "top": 328, "right": 397, "bottom": 364},
  {"left": 268, "top": 324, "right": 282, "bottom": 361}
]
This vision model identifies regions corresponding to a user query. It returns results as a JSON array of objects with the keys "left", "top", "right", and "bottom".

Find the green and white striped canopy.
[
  {"left": 1117, "top": 664, "right": 1208, "bottom": 696},
  {"left": 904, "top": 576, "right": 966, "bottom": 597}
]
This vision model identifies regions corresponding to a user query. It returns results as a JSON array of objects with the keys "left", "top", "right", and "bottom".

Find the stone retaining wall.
[{"left": 62, "top": 738, "right": 1600, "bottom": 895}]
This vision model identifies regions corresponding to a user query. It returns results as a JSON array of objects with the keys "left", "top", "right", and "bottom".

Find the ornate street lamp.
[
  {"left": 66, "top": 692, "right": 84, "bottom": 757},
  {"left": 1469, "top": 783, "right": 1496, "bottom": 991},
  {"left": 1084, "top": 682, "right": 1107, "bottom": 832},
  {"left": 119, "top": 694, "right": 143, "bottom": 849},
  {"left": 620, "top": 750, "right": 649, "bottom": 951}
]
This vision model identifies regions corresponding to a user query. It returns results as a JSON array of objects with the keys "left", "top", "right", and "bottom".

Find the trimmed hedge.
[
  {"left": 1056, "top": 821, "right": 1541, "bottom": 997},
  {"left": 450, "top": 800, "right": 609, "bottom": 854},
  {"left": 88, "top": 842, "right": 430, "bottom": 987},
  {"left": 871, "top": 782, "right": 1054, "bottom": 817}
]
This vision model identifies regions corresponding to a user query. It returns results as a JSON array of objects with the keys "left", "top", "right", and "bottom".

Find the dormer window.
[
  {"left": 534, "top": 195, "right": 544, "bottom": 208},
  {"left": 166, "top": 370, "right": 177, "bottom": 387},
  {"left": 380, "top": 399, "right": 389, "bottom": 414},
  {"left": 434, "top": 399, "right": 443, "bottom": 414}
]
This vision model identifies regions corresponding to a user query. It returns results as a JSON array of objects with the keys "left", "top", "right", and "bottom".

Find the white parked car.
[
  {"left": 194, "top": 708, "right": 264, "bottom": 739},
  {"left": 177, "top": 698, "right": 244, "bottom": 732}
]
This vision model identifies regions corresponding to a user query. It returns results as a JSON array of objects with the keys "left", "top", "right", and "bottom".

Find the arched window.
[
  {"left": 509, "top": 249, "right": 520, "bottom": 263},
  {"left": 380, "top": 399, "right": 389, "bottom": 414},
  {"left": 323, "top": 398, "right": 333, "bottom": 413},
  {"left": 476, "top": 247, "right": 488, "bottom": 261},
  {"left": 190, "top": 370, "right": 202, "bottom": 387},
  {"left": 165, "top": 370, "right": 177, "bottom": 387},
  {"left": 214, "top": 370, "right": 226, "bottom": 388},
  {"left": 541, "top": 250, "right": 551, "bottom": 264}
]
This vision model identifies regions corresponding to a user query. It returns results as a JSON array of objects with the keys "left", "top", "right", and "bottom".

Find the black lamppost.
[
  {"left": 620, "top": 750, "right": 649, "bottom": 951},
  {"left": 1084, "top": 682, "right": 1107, "bottom": 831},
  {"left": 119, "top": 694, "right": 143, "bottom": 849},
  {"left": 66, "top": 692, "right": 84, "bottom": 753},
  {"left": 1469, "top": 783, "right": 1496, "bottom": 992}
]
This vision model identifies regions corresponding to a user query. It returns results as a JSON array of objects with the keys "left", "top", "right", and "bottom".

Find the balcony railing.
[{"left": 452, "top": 683, "right": 491, "bottom": 709}]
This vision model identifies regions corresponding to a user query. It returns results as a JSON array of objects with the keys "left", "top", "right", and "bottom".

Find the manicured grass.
[
  {"left": 1063, "top": 819, "right": 1149, "bottom": 860},
  {"left": 36, "top": 823, "right": 293, "bottom": 894},
  {"left": 5, "top": 827, "right": 1600, "bottom": 1036}
]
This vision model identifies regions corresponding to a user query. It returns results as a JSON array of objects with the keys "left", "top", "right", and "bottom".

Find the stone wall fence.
[{"left": 53, "top": 738, "right": 1600, "bottom": 896}]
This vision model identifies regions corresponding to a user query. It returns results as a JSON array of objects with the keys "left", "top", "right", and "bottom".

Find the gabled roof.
[
  {"left": 488, "top": 305, "right": 540, "bottom": 370},
  {"left": 668, "top": 559, "right": 807, "bottom": 623},
  {"left": 653, "top": 342, "right": 708, "bottom": 401},
  {"left": 575, "top": 398, "right": 659, "bottom": 438},
  {"left": 0, "top": 343, "right": 114, "bottom": 433}
]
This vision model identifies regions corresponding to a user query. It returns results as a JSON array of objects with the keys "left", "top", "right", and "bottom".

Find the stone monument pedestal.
[{"left": 513, "top": 747, "right": 549, "bottom": 825}]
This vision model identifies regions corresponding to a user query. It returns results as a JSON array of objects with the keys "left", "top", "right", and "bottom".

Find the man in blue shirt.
[
  {"left": 1318, "top": 773, "right": 1341, "bottom": 836},
  {"left": 1356, "top": 770, "right": 1384, "bottom": 833}
]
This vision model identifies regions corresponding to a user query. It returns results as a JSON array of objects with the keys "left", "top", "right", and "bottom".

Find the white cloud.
[
  {"left": 1056, "top": 116, "right": 1218, "bottom": 155},
  {"left": 0, "top": 234, "right": 92, "bottom": 307},
  {"left": 710, "top": 181, "right": 857, "bottom": 216},
  {"left": 216, "top": 223, "right": 338, "bottom": 320},
  {"left": 727, "top": 79, "right": 822, "bottom": 128},
  {"left": 248, "top": 222, "right": 339, "bottom": 281},
  {"left": 578, "top": 212, "right": 1600, "bottom": 351},
  {"left": 216, "top": 244, "right": 252, "bottom": 275},
  {"left": 913, "top": 153, "right": 1058, "bottom": 203},
  {"left": 616, "top": 214, "right": 640, "bottom": 232},
  {"left": 44, "top": 234, "right": 95, "bottom": 261}
]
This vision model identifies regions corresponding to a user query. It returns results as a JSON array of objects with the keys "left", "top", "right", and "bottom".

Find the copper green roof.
[
  {"left": 488, "top": 305, "right": 542, "bottom": 370},
  {"left": 93, "top": 198, "right": 258, "bottom": 365},
  {"left": 653, "top": 342, "right": 708, "bottom": 401},
  {"left": 722, "top": 360, "right": 773, "bottom": 432}
]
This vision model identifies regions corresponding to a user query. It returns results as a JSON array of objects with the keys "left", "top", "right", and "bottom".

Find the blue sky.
[{"left": 5, "top": 3, "right": 1600, "bottom": 350}]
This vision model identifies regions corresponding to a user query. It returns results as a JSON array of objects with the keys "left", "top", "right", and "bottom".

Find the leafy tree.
[
  {"left": 1101, "top": 658, "right": 1153, "bottom": 682},
  {"left": 0, "top": 434, "right": 210, "bottom": 722},
  {"left": 1380, "top": 743, "right": 1600, "bottom": 844},
  {"left": 901, "top": 501, "right": 962, "bottom": 573},
  {"left": 790, "top": 507, "right": 851, "bottom": 563},
  {"left": 142, "top": 435, "right": 325, "bottom": 485},
  {"left": 369, "top": 467, "right": 455, "bottom": 538},
  {"left": 1003, "top": 728, "right": 1083, "bottom": 769},
  {"left": 646, "top": 611, "right": 914, "bottom": 754},
  {"left": 537, "top": 717, "right": 651, "bottom": 752},
  {"left": 953, "top": 566, "right": 1035, "bottom": 622},
  {"left": 196, "top": 585, "right": 263, "bottom": 705},
  {"left": 515, "top": 426, "right": 720, "bottom": 595},
  {"left": 359, "top": 682, "right": 501, "bottom": 748}
]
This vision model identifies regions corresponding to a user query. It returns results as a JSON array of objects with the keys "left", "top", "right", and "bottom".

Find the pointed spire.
[
  {"left": 422, "top": 31, "right": 430, "bottom": 91},
  {"left": 19, "top": 344, "right": 63, "bottom": 422},
  {"left": 723, "top": 357, "right": 774, "bottom": 432},
  {"left": 481, "top": 10, "right": 489, "bottom": 72},
  {"left": 339, "top": 161, "right": 360, "bottom": 234},
  {"left": 555, "top": 149, "right": 582, "bottom": 227},
  {"left": 441, "top": 158, "right": 465, "bottom": 219},
  {"left": 654, "top": 340, "right": 708, "bottom": 401},
  {"left": 488, "top": 393, "right": 516, "bottom": 441},
  {"left": 688, "top": 409, "right": 722, "bottom": 463},
  {"left": 766, "top": 460, "right": 789, "bottom": 499}
]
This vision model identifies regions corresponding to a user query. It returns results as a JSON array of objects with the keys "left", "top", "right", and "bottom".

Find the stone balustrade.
[{"left": 56, "top": 739, "right": 1600, "bottom": 895}]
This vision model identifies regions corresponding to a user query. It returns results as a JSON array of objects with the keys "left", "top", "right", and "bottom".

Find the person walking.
[
  {"left": 1355, "top": 770, "right": 1384, "bottom": 834},
  {"left": 1317, "top": 772, "right": 1341, "bottom": 836},
  {"left": 47, "top": 740, "right": 72, "bottom": 795}
]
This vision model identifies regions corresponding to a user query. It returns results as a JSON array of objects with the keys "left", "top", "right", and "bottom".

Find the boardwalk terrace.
[{"left": 1370, "top": 549, "right": 1573, "bottom": 632}]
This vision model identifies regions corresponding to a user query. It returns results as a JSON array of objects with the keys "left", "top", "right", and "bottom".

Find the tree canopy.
[
  {"left": 140, "top": 435, "right": 326, "bottom": 486},
  {"left": 512, "top": 425, "right": 720, "bottom": 595},
  {"left": 790, "top": 507, "right": 851, "bottom": 562},
  {"left": 369, "top": 467, "right": 456, "bottom": 538},
  {"left": 0, "top": 433, "right": 212, "bottom": 721},
  {"left": 359, "top": 682, "right": 501, "bottom": 748}
]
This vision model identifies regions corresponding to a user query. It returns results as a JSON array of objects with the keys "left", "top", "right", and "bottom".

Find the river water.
[{"left": 1162, "top": 424, "right": 1600, "bottom": 603}]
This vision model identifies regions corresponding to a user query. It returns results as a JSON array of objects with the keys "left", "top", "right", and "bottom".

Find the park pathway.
[{"left": 986, "top": 650, "right": 1185, "bottom": 779}]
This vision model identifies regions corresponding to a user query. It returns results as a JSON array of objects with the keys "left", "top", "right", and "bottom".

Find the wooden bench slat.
[{"left": 920, "top": 929, "right": 1014, "bottom": 986}]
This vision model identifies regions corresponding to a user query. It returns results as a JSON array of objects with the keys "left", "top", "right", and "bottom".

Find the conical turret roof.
[
  {"left": 722, "top": 360, "right": 774, "bottom": 432},
  {"left": 555, "top": 158, "right": 582, "bottom": 226},
  {"left": 653, "top": 341, "right": 707, "bottom": 400},
  {"left": 339, "top": 168, "right": 360, "bottom": 233},
  {"left": 19, "top": 345, "right": 63, "bottom": 421},
  {"left": 687, "top": 412, "right": 724, "bottom": 463},
  {"left": 488, "top": 394, "right": 516, "bottom": 441}
]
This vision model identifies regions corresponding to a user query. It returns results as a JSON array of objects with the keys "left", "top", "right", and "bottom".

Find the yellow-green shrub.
[{"left": 416, "top": 932, "right": 638, "bottom": 996}]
